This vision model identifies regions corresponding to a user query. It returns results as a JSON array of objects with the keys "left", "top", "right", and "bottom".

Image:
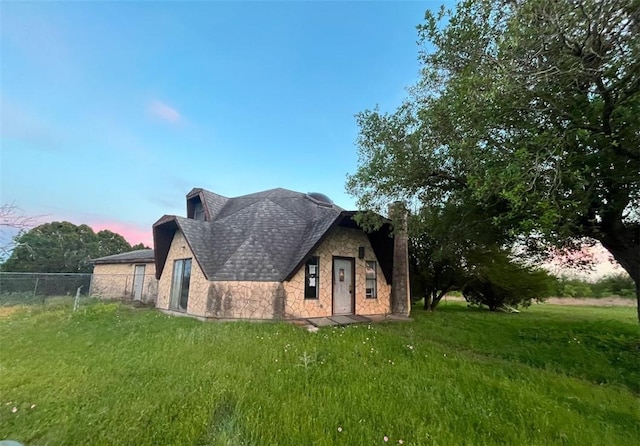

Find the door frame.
[
  {"left": 332, "top": 256, "right": 355, "bottom": 315},
  {"left": 133, "top": 264, "right": 146, "bottom": 301}
]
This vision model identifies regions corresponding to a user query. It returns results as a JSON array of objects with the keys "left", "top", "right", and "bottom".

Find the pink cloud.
[
  {"left": 90, "top": 220, "right": 153, "bottom": 248},
  {"left": 148, "top": 100, "right": 181, "bottom": 123},
  {"left": 7, "top": 207, "right": 154, "bottom": 249},
  {"left": 545, "top": 242, "right": 622, "bottom": 281}
]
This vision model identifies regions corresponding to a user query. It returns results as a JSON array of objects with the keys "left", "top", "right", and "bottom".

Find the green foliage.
[
  {"left": 409, "top": 203, "right": 554, "bottom": 311},
  {"left": 554, "top": 273, "right": 636, "bottom": 298},
  {"left": 407, "top": 196, "right": 512, "bottom": 309},
  {"left": 592, "top": 273, "right": 637, "bottom": 298},
  {"left": 0, "top": 302, "right": 638, "bottom": 445},
  {"left": 1, "top": 221, "right": 141, "bottom": 273},
  {"left": 408, "top": 206, "right": 473, "bottom": 309},
  {"left": 347, "top": 0, "right": 640, "bottom": 318},
  {"left": 463, "top": 250, "right": 556, "bottom": 310}
]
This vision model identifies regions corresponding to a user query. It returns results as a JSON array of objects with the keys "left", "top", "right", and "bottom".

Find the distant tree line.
[
  {"left": 554, "top": 274, "right": 636, "bottom": 299},
  {"left": 1, "top": 221, "right": 148, "bottom": 274}
]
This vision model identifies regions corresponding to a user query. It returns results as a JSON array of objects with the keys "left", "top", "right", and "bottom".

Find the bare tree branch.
[{"left": 0, "top": 204, "right": 38, "bottom": 259}]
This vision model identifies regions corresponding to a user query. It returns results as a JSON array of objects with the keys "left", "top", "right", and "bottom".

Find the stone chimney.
[{"left": 389, "top": 202, "right": 410, "bottom": 316}]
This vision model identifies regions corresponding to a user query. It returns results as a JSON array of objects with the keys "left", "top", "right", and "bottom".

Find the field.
[{"left": 0, "top": 300, "right": 638, "bottom": 445}]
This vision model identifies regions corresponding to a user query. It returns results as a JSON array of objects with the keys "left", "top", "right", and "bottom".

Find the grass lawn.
[{"left": 0, "top": 300, "right": 638, "bottom": 445}]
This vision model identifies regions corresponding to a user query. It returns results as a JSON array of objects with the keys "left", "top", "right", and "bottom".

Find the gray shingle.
[
  {"left": 91, "top": 249, "right": 154, "bottom": 264},
  {"left": 158, "top": 188, "right": 342, "bottom": 281},
  {"left": 200, "top": 190, "right": 228, "bottom": 220}
]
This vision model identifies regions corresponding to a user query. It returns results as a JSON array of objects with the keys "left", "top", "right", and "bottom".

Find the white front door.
[
  {"left": 333, "top": 258, "right": 354, "bottom": 315},
  {"left": 133, "top": 265, "right": 145, "bottom": 301}
]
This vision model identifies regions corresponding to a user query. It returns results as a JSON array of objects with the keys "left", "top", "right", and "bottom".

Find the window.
[
  {"left": 193, "top": 202, "right": 205, "bottom": 221},
  {"left": 365, "top": 261, "right": 377, "bottom": 298},
  {"left": 304, "top": 256, "right": 319, "bottom": 299},
  {"left": 170, "top": 258, "right": 191, "bottom": 311}
]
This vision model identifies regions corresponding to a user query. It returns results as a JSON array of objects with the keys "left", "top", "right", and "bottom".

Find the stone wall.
[
  {"left": 205, "top": 281, "right": 284, "bottom": 319},
  {"left": 91, "top": 262, "right": 157, "bottom": 303},
  {"left": 283, "top": 226, "right": 391, "bottom": 318},
  {"left": 156, "top": 230, "right": 209, "bottom": 317}
]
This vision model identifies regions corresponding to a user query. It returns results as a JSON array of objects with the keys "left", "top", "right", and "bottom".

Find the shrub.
[{"left": 463, "top": 251, "right": 555, "bottom": 311}]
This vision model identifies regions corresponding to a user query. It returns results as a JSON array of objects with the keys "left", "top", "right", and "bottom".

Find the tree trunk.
[
  {"left": 599, "top": 225, "right": 640, "bottom": 322},
  {"left": 429, "top": 289, "right": 450, "bottom": 311},
  {"left": 424, "top": 293, "right": 432, "bottom": 311}
]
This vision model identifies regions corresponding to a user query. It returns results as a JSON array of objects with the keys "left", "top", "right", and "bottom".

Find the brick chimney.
[{"left": 389, "top": 202, "right": 410, "bottom": 316}]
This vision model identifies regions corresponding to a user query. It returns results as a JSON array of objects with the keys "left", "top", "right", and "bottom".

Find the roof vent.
[{"left": 306, "top": 192, "right": 334, "bottom": 207}]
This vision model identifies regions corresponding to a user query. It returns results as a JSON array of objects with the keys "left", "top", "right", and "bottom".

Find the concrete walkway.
[{"left": 292, "top": 314, "right": 413, "bottom": 331}]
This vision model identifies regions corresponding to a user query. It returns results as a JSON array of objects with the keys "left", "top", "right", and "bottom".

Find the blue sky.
[{"left": 1, "top": 1, "right": 443, "bottom": 246}]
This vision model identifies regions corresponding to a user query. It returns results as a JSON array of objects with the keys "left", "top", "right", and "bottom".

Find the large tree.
[
  {"left": 408, "top": 200, "right": 502, "bottom": 310},
  {"left": 409, "top": 202, "right": 554, "bottom": 311},
  {"left": 347, "top": 0, "right": 640, "bottom": 319},
  {"left": 1, "top": 221, "right": 141, "bottom": 273}
]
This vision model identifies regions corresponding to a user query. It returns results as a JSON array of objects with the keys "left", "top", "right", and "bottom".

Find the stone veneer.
[
  {"left": 283, "top": 226, "right": 391, "bottom": 318},
  {"left": 156, "top": 226, "right": 392, "bottom": 320},
  {"left": 205, "top": 281, "right": 284, "bottom": 319},
  {"left": 156, "top": 230, "right": 210, "bottom": 317},
  {"left": 91, "top": 262, "right": 157, "bottom": 303}
]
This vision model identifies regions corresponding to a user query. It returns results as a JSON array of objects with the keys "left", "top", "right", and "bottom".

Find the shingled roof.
[
  {"left": 91, "top": 249, "right": 155, "bottom": 264},
  {"left": 153, "top": 188, "right": 393, "bottom": 282}
]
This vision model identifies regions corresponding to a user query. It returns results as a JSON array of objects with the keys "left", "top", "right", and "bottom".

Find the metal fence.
[
  {"left": 0, "top": 272, "right": 158, "bottom": 307},
  {"left": 0, "top": 272, "right": 92, "bottom": 307}
]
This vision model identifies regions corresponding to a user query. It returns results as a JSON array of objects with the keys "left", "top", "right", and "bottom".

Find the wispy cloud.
[
  {"left": 0, "top": 99, "right": 63, "bottom": 151},
  {"left": 148, "top": 100, "right": 182, "bottom": 124}
]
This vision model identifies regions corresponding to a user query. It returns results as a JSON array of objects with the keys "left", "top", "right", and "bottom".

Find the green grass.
[{"left": 0, "top": 301, "right": 638, "bottom": 445}]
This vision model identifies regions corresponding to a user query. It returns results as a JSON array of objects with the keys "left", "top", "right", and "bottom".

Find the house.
[
  {"left": 90, "top": 249, "right": 158, "bottom": 303},
  {"left": 152, "top": 187, "right": 410, "bottom": 320}
]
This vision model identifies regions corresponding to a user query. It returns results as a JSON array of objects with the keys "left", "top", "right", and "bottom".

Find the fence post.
[
  {"left": 73, "top": 286, "right": 83, "bottom": 312},
  {"left": 37, "top": 276, "right": 46, "bottom": 305}
]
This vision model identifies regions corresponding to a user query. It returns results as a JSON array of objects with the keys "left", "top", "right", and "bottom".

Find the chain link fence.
[
  {"left": 0, "top": 272, "right": 92, "bottom": 307},
  {"left": 0, "top": 272, "right": 158, "bottom": 308}
]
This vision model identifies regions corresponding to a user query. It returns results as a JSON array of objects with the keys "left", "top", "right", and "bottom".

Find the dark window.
[
  {"left": 365, "top": 261, "right": 377, "bottom": 299},
  {"left": 304, "top": 256, "right": 319, "bottom": 299},
  {"left": 193, "top": 202, "right": 205, "bottom": 221},
  {"left": 170, "top": 258, "right": 191, "bottom": 311}
]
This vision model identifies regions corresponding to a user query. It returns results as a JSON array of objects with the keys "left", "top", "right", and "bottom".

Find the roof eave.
[
  {"left": 153, "top": 216, "right": 212, "bottom": 281},
  {"left": 282, "top": 210, "right": 393, "bottom": 283},
  {"left": 92, "top": 258, "right": 154, "bottom": 265}
]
